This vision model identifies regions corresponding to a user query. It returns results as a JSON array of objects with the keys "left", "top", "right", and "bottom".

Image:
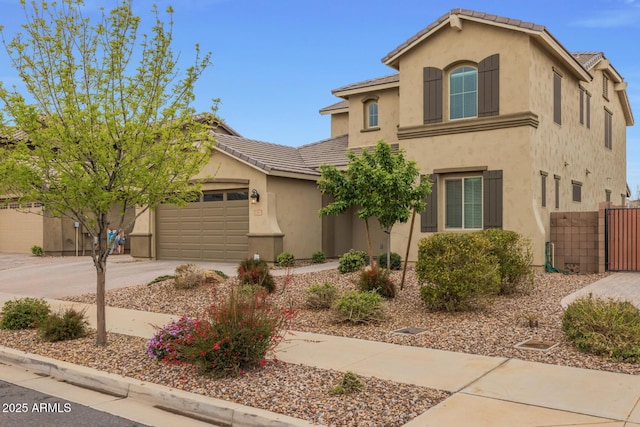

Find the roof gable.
[{"left": 382, "top": 8, "right": 590, "bottom": 82}]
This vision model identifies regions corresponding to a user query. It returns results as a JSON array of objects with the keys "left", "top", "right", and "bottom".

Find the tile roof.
[
  {"left": 213, "top": 133, "right": 350, "bottom": 177},
  {"left": 572, "top": 52, "right": 604, "bottom": 70},
  {"left": 298, "top": 134, "right": 349, "bottom": 168},
  {"left": 332, "top": 73, "right": 399, "bottom": 95},
  {"left": 319, "top": 100, "right": 349, "bottom": 114}
]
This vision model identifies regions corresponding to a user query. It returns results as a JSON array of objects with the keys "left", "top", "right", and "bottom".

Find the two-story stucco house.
[{"left": 319, "top": 8, "right": 634, "bottom": 266}]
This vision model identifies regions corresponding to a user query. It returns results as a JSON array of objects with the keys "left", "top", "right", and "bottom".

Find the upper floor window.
[
  {"left": 363, "top": 99, "right": 379, "bottom": 129},
  {"left": 450, "top": 67, "right": 477, "bottom": 120},
  {"left": 553, "top": 71, "right": 562, "bottom": 125},
  {"left": 423, "top": 54, "right": 499, "bottom": 124}
]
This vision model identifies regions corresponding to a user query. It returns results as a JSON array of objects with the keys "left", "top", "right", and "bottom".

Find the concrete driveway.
[{"left": 0, "top": 253, "right": 238, "bottom": 298}]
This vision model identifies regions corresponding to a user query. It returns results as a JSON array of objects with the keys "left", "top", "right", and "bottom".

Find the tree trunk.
[
  {"left": 363, "top": 218, "right": 375, "bottom": 268},
  {"left": 401, "top": 208, "right": 417, "bottom": 290},
  {"left": 386, "top": 227, "right": 392, "bottom": 270},
  {"left": 95, "top": 258, "right": 107, "bottom": 346}
]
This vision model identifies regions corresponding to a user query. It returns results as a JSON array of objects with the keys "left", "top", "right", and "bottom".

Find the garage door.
[
  {"left": 156, "top": 190, "right": 249, "bottom": 262},
  {"left": 0, "top": 201, "right": 44, "bottom": 253}
]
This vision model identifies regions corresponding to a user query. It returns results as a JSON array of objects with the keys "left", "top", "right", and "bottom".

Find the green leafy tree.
[
  {"left": 0, "top": 1, "right": 216, "bottom": 345},
  {"left": 318, "top": 140, "right": 431, "bottom": 267}
]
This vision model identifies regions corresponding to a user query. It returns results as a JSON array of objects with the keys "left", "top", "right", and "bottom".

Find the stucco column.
[
  {"left": 247, "top": 191, "right": 283, "bottom": 262},
  {"left": 129, "top": 206, "right": 154, "bottom": 259}
]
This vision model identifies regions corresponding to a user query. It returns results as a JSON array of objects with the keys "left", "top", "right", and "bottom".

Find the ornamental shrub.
[
  {"left": 377, "top": 252, "right": 402, "bottom": 270},
  {"left": 275, "top": 251, "right": 295, "bottom": 267},
  {"left": 237, "top": 258, "right": 276, "bottom": 293},
  {"left": 563, "top": 294, "right": 640, "bottom": 362},
  {"left": 180, "top": 288, "right": 296, "bottom": 377},
  {"left": 338, "top": 250, "right": 368, "bottom": 274},
  {"left": 0, "top": 298, "right": 50, "bottom": 330},
  {"left": 416, "top": 233, "right": 500, "bottom": 312},
  {"left": 31, "top": 245, "right": 44, "bottom": 256},
  {"left": 306, "top": 282, "right": 338, "bottom": 309},
  {"left": 357, "top": 266, "right": 396, "bottom": 299},
  {"left": 39, "top": 308, "right": 89, "bottom": 342},
  {"left": 333, "top": 290, "right": 384, "bottom": 324},
  {"left": 174, "top": 264, "right": 205, "bottom": 290},
  {"left": 311, "top": 251, "right": 326, "bottom": 264},
  {"left": 480, "top": 229, "right": 534, "bottom": 294},
  {"left": 147, "top": 316, "right": 200, "bottom": 363},
  {"left": 329, "top": 371, "right": 364, "bottom": 395}
]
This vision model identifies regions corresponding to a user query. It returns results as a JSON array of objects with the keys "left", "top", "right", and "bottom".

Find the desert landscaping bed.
[{"left": 1, "top": 266, "right": 636, "bottom": 426}]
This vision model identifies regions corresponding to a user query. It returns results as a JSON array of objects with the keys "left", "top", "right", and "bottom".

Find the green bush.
[
  {"left": 416, "top": 233, "right": 500, "bottom": 312},
  {"left": 480, "top": 229, "right": 533, "bottom": 294},
  {"left": 357, "top": 266, "right": 396, "bottom": 299},
  {"left": 174, "top": 264, "right": 205, "bottom": 290},
  {"left": 179, "top": 288, "right": 295, "bottom": 377},
  {"left": 0, "top": 298, "right": 50, "bottom": 330},
  {"left": 338, "top": 250, "right": 368, "bottom": 274},
  {"left": 563, "top": 295, "right": 640, "bottom": 362},
  {"left": 311, "top": 251, "right": 326, "bottom": 264},
  {"left": 306, "top": 282, "right": 338, "bottom": 309},
  {"left": 333, "top": 290, "right": 384, "bottom": 324},
  {"left": 237, "top": 258, "right": 276, "bottom": 293},
  {"left": 329, "top": 371, "right": 364, "bottom": 395},
  {"left": 39, "top": 308, "right": 89, "bottom": 342},
  {"left": 275, "top": 251, "right": 295, "bottom": 267},
  {"left": 31, "top": 245, "right": 44, "bottom": 256},
  {"left": 377, "top": 252, "right": 402, "bottom": 270}
]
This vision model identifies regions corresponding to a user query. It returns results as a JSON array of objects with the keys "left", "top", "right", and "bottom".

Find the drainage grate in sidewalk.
[
  {"left": 391, "top": 327, "right": 427, "bottom": 335},
  {"left": 514, "top": 339, "right": 558, "bottom": 352}
]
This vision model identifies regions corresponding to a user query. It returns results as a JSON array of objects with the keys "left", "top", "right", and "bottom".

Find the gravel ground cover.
[{"left": 1, "top": 265, "right": 635, "bottom": 425}]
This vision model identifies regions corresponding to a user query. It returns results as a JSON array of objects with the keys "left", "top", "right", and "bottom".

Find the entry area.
[{"left": 156, "top": 190, "right": 249, "bottom": 262}]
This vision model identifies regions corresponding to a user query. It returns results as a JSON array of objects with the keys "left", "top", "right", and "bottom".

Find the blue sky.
[{"left": 1, "top": 0, "right": 639, "bottom": 194}]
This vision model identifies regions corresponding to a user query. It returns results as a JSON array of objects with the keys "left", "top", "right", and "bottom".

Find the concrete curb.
[{"left": 0, "top": 346, "right": 315, "bottom": 427}]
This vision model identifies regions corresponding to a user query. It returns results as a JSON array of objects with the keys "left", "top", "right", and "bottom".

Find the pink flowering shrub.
[{"left": 147, "top": 316, "right": 199, "bottom": 363}]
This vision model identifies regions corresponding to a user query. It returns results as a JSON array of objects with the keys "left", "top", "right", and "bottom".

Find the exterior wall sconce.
[
  {"left": 250, "top": 189, "right": 260, "bottom": 204},
  {"left": 585, "top": 168, "right": 591, "bottom": 175}
]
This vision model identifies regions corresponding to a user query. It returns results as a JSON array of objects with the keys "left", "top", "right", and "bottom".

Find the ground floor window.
[{"left": 445, "top": 177, "right": 482, "bottom": 229}]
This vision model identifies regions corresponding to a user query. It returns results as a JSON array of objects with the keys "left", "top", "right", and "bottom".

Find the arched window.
[
  {"left": 449, "top": 66, "right": 477, "bottom": 119},
  {"left": 364, "top": 100, "right": 378, "bottom": 128}
]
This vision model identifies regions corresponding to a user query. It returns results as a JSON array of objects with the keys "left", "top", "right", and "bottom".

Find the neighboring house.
[{"left": 319, "top": 8, "right": 633, "bottom": 266}]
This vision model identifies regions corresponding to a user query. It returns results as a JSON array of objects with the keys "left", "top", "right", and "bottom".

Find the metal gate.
[{"left": 606, "top": 207, "right": 640, "bottom": 271}]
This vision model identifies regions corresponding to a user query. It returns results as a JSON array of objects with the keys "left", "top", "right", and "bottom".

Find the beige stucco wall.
[
  {"left": 331, "top": 112, "right": 349, "bottom": 138},
  {"left": 266, "top": 175, "right": 322, "bottom": 259},
  {"left": 0, "top": 206, "right": 43, "bottom": 253}
]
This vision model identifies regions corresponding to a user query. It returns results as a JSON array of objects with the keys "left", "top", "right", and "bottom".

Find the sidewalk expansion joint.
[{"left": 456, "top": 357, "right": 511, "bottom": 393}]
